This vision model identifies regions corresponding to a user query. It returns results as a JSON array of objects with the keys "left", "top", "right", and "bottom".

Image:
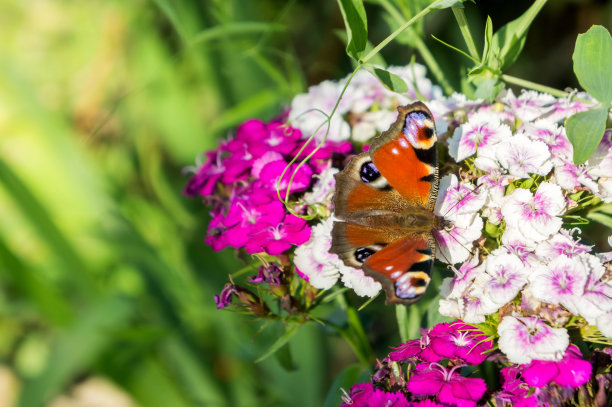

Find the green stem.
[
  {"left": 451, "top": 7, "right": 479, "bottom": 60},
  {"left": 361, "top": 0, "right": 443, "bottom": 64},
  {"left": 412, "top": 35, "right": 454, "bottom": 95},
  {"left": 501, "top": 74, "right": 568, "bottom": 98}
]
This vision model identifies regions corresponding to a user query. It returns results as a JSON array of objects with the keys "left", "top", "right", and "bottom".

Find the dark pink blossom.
[
  {"left": 406, "top": 364, "right": 487, "bottom": 407},
  {"left": 389, "top": 329, "right": 442, "bottom": 363},
  {"left": 223, "top": 200, "right": 286, "bottom": 249},
  {"left": 521, "top": 344, "right": 592, "bottom": 388},
  {"left": 249, "top": 263, "right": 283, "bottom": 285},
  {"left": 340, "top": 382, "right": 409, "bottom": 407},
  {"left": 293, "top": 140, "right": 353, "bottom": 172},
  {"left": 214, "top": 283, "right": 238, "bottom": 309},
  {"left": 255, "top": 160, "right": 313, "bottom": 196},
  {"left": 205, "top": 209, "right": 229, "bottom": 251},
  {"left": 429, "top": 322, "right": 493, "bottom": 365},
  {"left": 184, "top": 151, "right": 225, "bottom": 197},
  {"left": 236, "top": 119, "right": 302, "bottom": 156},
  {"left": 244, "top": 213, "right": 311, "bottom": 255},
  {"left": 495, "top": 366, "right": 539, "bottom": 407}
]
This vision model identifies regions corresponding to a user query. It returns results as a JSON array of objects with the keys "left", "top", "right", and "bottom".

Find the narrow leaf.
[
  {"left": 255, "top": 323, "right": 299, "bottom": 363},
  {"left": 573, "top": 25, "right": 612, "bottom": 104},
  {"left": 432, "top": 0, "right": 468, "bottom": 9},
  {"left": 396, "top": 305, "right": 409, "bottom": 343},
  {"left": 491, "top": 0, "right": 546, "bottom": 70},
  {"left": 587, "top": 213, "right": 612, "bottom": 228},
  {"left": 565, "top": 107, "right": 608, "bottom": 165},
  {"left": 367, "top": 67, "right": 409, "bottom": 93},
  {"left": 337, "top": 0, "right": 368, "bottom": 60}
]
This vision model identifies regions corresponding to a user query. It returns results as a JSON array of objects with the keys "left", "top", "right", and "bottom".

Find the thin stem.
[
  {"left": 501, "top": 74, "right": 568, "bottom": 98},
  {"left": 362, "top": 0, "right": 443, "bottom": 64},
  {"left": 451, "top": 8, "right": 479, "bottom": 60},
  {"left": 412, "top": 35, "right": 454, "bottom": 95}
]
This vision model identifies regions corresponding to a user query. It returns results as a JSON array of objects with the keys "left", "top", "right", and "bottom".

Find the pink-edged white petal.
[
  {"left": 434, "top": 214, "right": 483, "bottom": 265},
  {"left": 496, "top": 134, "right": 552, "bottom": 178},
  {"left": 597, "top": 311, "right": 612, "bottom": 338},
  {"left": 554, "top": 161, "right": 598, "bottom": 192},
  {"left": 483, "top": 252, "right": 529, "bottom": 305},
  {"left": 535, "top": 229, "right": 592, "bottom": 260},
  {"left": 434, "top": 175, "right": 486, "bottom": 218},
  {"left": 447, "top": 111, "right": 510, "bottom": 161},
  {"left": 444, "top": 251, "right": 485, "bottom": 299},
  {"left": 528, "top": 255, "right": 588, "bottom": 312},
  {"left": 586, "top": 130, "right": 612, "bottom": 178},
  {"left": 501, "top": 182, "right": 565, "bottom": 242},
  {"left": 302, "top": 166, "right": 338, "bottom": 208},
  {"left": 596, "top": 178, "right": 612, "bottom": 203},
  {"left": 502, "top": 90, "right": 556, "bottom": 122},
  {"left": 498, "top": 316, "right": 569, "bottom": 364},
  {"left": 293, "top": 219, "right": 341, "bottom": 289},
  {"left": 520, "top": 120, "right": 572, "bottom": 163},
  {"left": 340, "top": 267, "right": 382, "bottom": 297}
]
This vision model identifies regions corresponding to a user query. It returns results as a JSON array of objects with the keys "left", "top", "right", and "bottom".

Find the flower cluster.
[
  {"left": 187, "top": 62, "right": 612, "bottom": 405},
  {"left": 184, "top": 118, "right": 352, "bottom": 255},
  {"left": 342, "top": 322, "right": 491, "bottom": 407}
]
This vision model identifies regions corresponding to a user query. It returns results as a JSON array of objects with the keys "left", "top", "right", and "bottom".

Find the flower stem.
[
  {"left": 501, "top": 74, "right": 568, "bottom": 98},
  {"left": 361, "top": 0, "right": 443, "bottom": 64},
  {"left": 452, "top": 7, "right": 479, "bottom": 60}
]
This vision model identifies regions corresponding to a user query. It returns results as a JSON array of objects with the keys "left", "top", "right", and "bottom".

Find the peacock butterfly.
[{"left": 330, "top": 101, "right": 450, "bottom": 305}]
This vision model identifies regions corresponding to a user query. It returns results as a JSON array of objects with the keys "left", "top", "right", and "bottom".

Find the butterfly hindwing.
[{"left": 363, "top": 234, "right": 436, "bottom": 305}]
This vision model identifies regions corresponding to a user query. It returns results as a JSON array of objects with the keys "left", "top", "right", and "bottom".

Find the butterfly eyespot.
[
  {"left": 354, "top": 247, "right": 375, "bottom": 263},
  {"left": 423, "top": 126, "right": 434, "bottom": 139},
  {"left": 413, "top": 278, "right": 427, "bottom": 287},
  {"left": 359, "top": 162, "right": 380, "bottom": 183}
]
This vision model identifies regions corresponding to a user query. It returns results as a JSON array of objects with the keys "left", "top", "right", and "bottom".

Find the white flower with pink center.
[
  {"left": 520, "top": 120, "right": 573, "bottom": 163},
  {"left": 529, "top": 255, "right": 588, "bottom": 314},
  {"left": 460, "top": 277, "right": 500, "bottom": 323},
  {"left": 498, "top": 315, "right": 569, "bottom": 364},
  {"left": 565, "top": 254, "right": 612, "bottom": 323},
  {"left": 435, "top": 175, "right": 486, "bottom": 218},
  {"left": 496, "top": 134, "right": 552, "bottom": 178},
  {"left": 482, "top": 252, "right": 529, "bottom": 307},
  {"left": 440, "top": 251, "right": 484, "bottom": 299},
  {"left": 447, "top": 111, "right": 510, "bottom": 162},
  {"left": 502, "top": 90, "right": 556, "bottom": 122},
  {"left": 554, "top": 161, "right": 599, "bottom": 192},
  {"left": 293, "top": 218, "right": 345, "bottom": 289},
  {"left": 597, "top": 178, "right": 612, "bottom": 203},
  {"left": 501, "top": 182, "right": 565, "bottom": 242},
  {"left": 546, "top": 97, "right": 592, "bottom": 122},
  {"left": 498, "top": 229, "right": 538, "bottom": 265},
  {"left": 535, "top": 229, "right": 592, "bottom": 260}
]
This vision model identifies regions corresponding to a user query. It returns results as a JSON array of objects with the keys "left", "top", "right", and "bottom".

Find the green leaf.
[
  {"left": 485, "top": 221, "right": 500, "bottom": 238},
  {"left": 337, "top": 0, "right": 368, "bottom": 60},
  {"left": 274, "top": 342, "right": 297, "bottom": 371},
  {"left": 471, "top": 74, "right": 504, "bottom": 102},
  {"left": 587, "top": 212, "right": 612, "bottom": 228},
  {"left": 481, "top": 16, "right": 495, "bottom": 65},
  {"left": 255, "top": 323, "right": 300, "bottom": 363},
  {"left": 432, "top": 0, "right": 468, "bottom": 9},
  {"left": 395, "top": 305, "right": 409, "bottom": 343},
  {"left": 491, "top": 0, "right": 546, "bottom": 70},
  {"left": 565, "top": 107, "right": 608, "bottom": 165},
  {"left": 322, "top": 364, "right": 370, "bottom": 407},
  {"left": 366, "top": 66, "right": 409, "bottom": 93},
  {"left": 573, "top": 25, "right": 612, "bottom": 104}
]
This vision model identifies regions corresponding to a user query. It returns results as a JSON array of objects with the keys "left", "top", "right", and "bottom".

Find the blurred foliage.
[{"left": 0, "top": 0, "right": 610, "bottom": 406}]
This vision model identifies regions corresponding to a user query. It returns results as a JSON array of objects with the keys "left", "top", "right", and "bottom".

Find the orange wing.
[{"left": 369, "top": 102, "right": 439, "bottom": 210}]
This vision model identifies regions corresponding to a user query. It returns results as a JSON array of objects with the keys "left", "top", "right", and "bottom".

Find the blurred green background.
[{"left": 0, "top": 1, "right": 610, "bottom": 406}]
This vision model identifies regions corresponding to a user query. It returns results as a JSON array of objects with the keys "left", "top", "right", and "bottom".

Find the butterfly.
[{"left": 330, "top": 101, "right": 450, "bottom": 305}]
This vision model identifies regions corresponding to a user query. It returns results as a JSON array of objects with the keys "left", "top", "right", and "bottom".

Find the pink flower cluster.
[
  {"left": 185, "top": 118, "right": 351, "bottom": 255},
  {"left": 342, "top": 322, "right": 490, "bottom": 407},
  {"left": 342, "top": 322, "right": 596, "bottom": 407}
]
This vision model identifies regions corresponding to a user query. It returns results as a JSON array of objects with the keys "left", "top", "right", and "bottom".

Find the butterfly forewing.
[{"left": 330, "top": 101, "right": 440, "bottom": 305}]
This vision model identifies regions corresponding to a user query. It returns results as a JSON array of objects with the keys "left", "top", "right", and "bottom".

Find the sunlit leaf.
[
  {"left": 337, "top": 0, "right": 368, "bottom": 60},
  {"left": 573, "top": 25, "right": 612, "bottom": 104},
  {"left": 565, "top": 107, "right": 608, "bottom": 165},
  {"left": 366, "top": 66, "right": 409, "bottom": 93}
]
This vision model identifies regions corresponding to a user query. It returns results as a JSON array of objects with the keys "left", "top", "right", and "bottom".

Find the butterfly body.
[{"left": 331, "top": 102, "right": 446, "bottom": 305}]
